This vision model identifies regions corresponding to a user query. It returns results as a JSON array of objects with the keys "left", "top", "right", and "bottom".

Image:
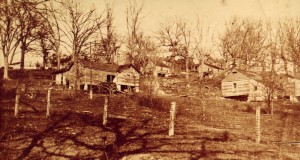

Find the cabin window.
[
  {"left": 233, "top": 83, "right": 237, "bottom": 93},
  {"left": 254, "top": 86, "right": 258, "bottom": 91},
  {"left": 107, "top": 75, "right": 115, "bottom": 82},
  {"left": 61, "top": 74, "right": 64, "bottom": 85},
  {"left": 233, "top": 71, "right": 237, "bottom": 74}
]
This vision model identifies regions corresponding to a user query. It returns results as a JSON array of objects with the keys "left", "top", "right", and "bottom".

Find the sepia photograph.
[{"left": 1, "top": 0, "right": 300, "bottom": 159}]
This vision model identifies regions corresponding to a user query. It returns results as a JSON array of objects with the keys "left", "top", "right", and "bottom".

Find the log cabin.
[
  {"left": 221, "top": 69, "right": 266, "bottom": 101},
  {"left": 222, "top": 69, "right": 300, "bottom": 102},
  {"left": 278, "top": 73, "right": 300, "bottom": 102},
  {"left": 144, "top": 60, "right": 171, "bottom": 77},
  {"left": 52, "top": 60, "right": 140, "bottom": 92}
]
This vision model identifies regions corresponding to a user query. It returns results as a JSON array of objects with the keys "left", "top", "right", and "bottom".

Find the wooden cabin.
[
  {"left": 221, "top": 70, "right": 266, "bottom": 101},
  {"left": 52, "top": 60, "right": 140, "bottom": 92},
  {"left": 144, "top": 60, "right": 171, "bottom": 77},
  {"left": 278, "top": 73, "right": 300, "bottom": 102}
]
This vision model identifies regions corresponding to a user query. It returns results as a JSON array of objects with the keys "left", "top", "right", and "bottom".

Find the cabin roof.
[
  {"left": 222, "top": 69, "right": 286, "bottom": 86},
  {"left": 203, "top": 62, "right": 224, "bottom": 70},
  {"left": 117, "top": 64, "right": 141, "bottom": 74},
  {"left": 51, "top": 62, "right": 74, "bottom": 74},
  {"left": 222, "top": 69, "right": 272, "bottom": 82},
  {"left": 79, "top": 60, "right": 119, "bottom": 72},
  {"left": 51, "top": 60, "right": 140, "bottom": 75}
]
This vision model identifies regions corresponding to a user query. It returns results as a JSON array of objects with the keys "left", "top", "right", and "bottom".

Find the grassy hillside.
[{"left": 1, "top": 71, "right": 300, "bottom": 159}]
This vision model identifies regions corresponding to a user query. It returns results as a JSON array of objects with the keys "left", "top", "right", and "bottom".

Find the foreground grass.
[{"left": 1, "top": 87, "right": 300, "bottom": 159}]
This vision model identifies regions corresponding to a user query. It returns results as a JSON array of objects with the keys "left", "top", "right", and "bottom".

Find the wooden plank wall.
[
  {"left": 295, "top": 80, "right": 300, "bottom": 96},
  {"left": 222, "top": 80, "right": 249, "bottom": 97}
]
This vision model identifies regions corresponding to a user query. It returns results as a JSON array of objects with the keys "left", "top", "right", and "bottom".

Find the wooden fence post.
[
  {"left": 202, "top": 101, "right": 205, "bottom": 120},
  {"left": 271, "top": 100, "right": 274, "bottom": 115},
  {"left": 169, "top": 102, "right": 176, "bottom": 136},
  {"left": 14, "top": 88, "right": 20, "bottom": 117},
  {"left": 103, "top": 96, "right": 108, "bottom": 126},
  {"left": 46, "top": 88, "right": 52, "bottom": 117},
  {"left": 90, "top": 88, "right": 93, "bottom": 99},
  {"left": 256, "top": 105, "right": 261, "bottom": 144}
]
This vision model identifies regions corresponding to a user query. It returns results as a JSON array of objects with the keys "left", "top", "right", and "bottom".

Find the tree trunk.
[
  {"left": 185, "top": 58, "right": 189, "bottom": 79},
  {"left": 20, "top": 43, "right": 26, "bottom": 70},
  {"left": 3, "top": 55, "right": 9, "bottom": 79},
  {"left": 57, "top": 51, "right": 61, "bottom": 69},
  {"left": 73, "top": 47, "right": 79, "bottom": 96}
]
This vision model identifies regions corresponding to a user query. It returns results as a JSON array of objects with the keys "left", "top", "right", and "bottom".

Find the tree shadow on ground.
[{"left": 2, "top": 106, "right": 236, "bottom": 160}]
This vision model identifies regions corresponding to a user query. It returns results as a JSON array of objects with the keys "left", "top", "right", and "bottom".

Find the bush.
[{"left": 244, "top": 104, "right": 254, "bottom": 113}]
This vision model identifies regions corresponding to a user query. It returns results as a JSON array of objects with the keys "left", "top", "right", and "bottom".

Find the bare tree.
[
  {"left": 15, "top": 0, "right": 49, "bottom": 70},
  {"left": 60, "top": 0, "right": 104, "bottom": 94},
  {"left": 45, "top": 0, "right": 63, "bottom": 69},
  {"left": 125, "top": 0, "right": 143, "bottom": 65},
  {"left": 0, "top": 0, "right": 20, "bottom": 79},
  {"left": 158, "top": 18, "right": 193, "bottom": 79},
  {"left": 193, "top": 17, "right": 214, "bottom": 78},
  {"left": 35, "top": 11, "right": 54, "bottom": 69},
  {"left": 219, "top": 18, "right": 266, "bottom": 71},
  {"left": 262, "top": 22, "right": 282, "bottom": 114},
  {"left": 96, "top": 2, "right": 120, "bottom": 63},
  {"left": 283, "top": 18, "right": 300, "bottom": 74}
]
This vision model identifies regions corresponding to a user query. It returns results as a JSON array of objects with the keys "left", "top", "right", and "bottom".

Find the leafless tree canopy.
[
  {"left": 95, "top": 2, "right": 120, "bottom": 64},
  {"left": 60, "top": 0, "right": 104, "bottom": 92},
  {"left": 219, "top": 18, "right": 266, "bottom": 71},
  {"left": 157, "top": 18, "right": 194, "bottom": 79}
]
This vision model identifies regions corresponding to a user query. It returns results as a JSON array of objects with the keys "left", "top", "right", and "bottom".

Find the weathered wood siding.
[
  {"left": 63, "top": 64, "right": 117, "bottom": 89},
  {"left": 295, "top": 80, "right": 300, "bottom": 96},
  {"left": 248, "top": 79, "right": 265, "bottom": 101},
  {"left": 115, "top": 67, "right": 140, "bottom": 92},
  {"left": 222, "top": 80, "right": 250, "bottom": 97},
  {"left": 55, "top": 73, "right": 66, "bottom": 85}
]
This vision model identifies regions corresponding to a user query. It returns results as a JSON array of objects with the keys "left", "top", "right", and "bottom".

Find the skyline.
[{"left": 1, "top": 0, "right": 300, "bottom": 67}]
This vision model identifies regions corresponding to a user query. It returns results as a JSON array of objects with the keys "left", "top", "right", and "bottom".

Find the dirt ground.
[{"left": 1, "top": 88, "right": 300, "bottom": 160}]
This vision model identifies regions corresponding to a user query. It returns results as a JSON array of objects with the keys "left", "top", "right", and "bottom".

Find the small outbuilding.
[
  {"left": 221, "top": 69, "right": 266, "bottom": 101},
  {"left": 144, "top": 60, "right": 171, "bottom": 77},
  {"left": 222, "top": 68, "right": 300, "bottom": 102},
  {"left": 52, "top": 60, "right": 140, "bottom": 92},
  {"left": 278, "top": 73, "right": 300, "bottom": 102}
]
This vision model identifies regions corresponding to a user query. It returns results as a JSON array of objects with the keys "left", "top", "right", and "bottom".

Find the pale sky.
[
  {"left": 90, "top": 0, "right": 300, "bottom": 34},
  {"left": 1, "top": 0, "right": 300, "bottom": 67}
]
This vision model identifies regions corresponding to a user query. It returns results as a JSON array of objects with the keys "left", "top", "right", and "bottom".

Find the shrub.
[{"left": 244, "top": 104, "right": 254, "bottom": 113}]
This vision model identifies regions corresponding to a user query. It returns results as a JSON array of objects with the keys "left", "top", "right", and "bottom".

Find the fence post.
[
  {"left": 46, "top": 88, "right": 52, "bottom": 117},
  {"left": 256, "top": 105, "right": 261, "bottom": 144},
  {"left": 103, "top": 96, "right": 108, "bottom": 126},
  {"left": 169, "top": 102, "right": 176, "bottom": 136},
  {"left": 202, "top": 101, "right": 205, "bottom": 120},
  {"left": 90, "top": 88, "right": 93, "bottom": 99},
  {"left": 271, "top": 100, "right": 274, "bottom": 115},
  {"left": 14, "top": 88, "right": 20, "bottom": 117}
]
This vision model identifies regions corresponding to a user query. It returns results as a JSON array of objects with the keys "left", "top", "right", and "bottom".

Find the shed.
[
  {"left": 144, "top": 60, "right": 171, "bottom": 77},
  {"left": 221, "top": 69, "right": 266, "bottom": 101},
  {"left": 52, "top": 60, "right": 140, "bottom": 93},
  {"left": 278, "top": 73, "right": 300, "bottom": 102}
]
